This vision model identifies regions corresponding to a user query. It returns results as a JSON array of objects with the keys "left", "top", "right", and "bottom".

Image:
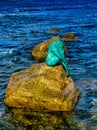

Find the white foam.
[{"left": 0, "top": 48, "right": 15, "bottom": 55}]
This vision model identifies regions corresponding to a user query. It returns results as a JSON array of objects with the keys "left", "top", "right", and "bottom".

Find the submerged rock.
[
  {"left": 0, "top": 122, "right": 11, "bottom": 130},
  {"left": 45, "top": 28, "right": 60, "bottom": 33},
  {"left": 32, "top": 36, "right": 66, "bottom": 61},
  {"left": 62, "top": 33, "right": 80, "bottom": 41},
  {"left": 11, "top": 109, "right": 76, "bottom": 128},
  {"left": 1, "top": 108, "right": 79, "bottom": 129},
  {"left": 4, "top": 63, "right": 79, "bottom": 111}
]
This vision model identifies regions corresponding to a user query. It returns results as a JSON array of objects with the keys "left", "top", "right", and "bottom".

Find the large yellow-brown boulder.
[
  {"left": 32, "top": 36, "right": 64, "bottom": 61},
  {"left": 4, "top": 63, "right": 79, "bottom": 111}
]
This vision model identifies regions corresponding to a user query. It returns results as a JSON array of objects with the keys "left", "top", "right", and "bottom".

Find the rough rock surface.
[
  {"left": 32, "top": 36, "right": 67, "bottom": 61},
  {"left": 4, "top": 63, "right": 79, "bottom": 111}
]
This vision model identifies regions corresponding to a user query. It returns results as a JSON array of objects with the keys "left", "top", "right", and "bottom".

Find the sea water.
[{"left": 0, "top": 0, "right": 97, "bottom": 129}]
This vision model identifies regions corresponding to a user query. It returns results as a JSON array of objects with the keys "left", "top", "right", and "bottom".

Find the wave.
[
  {"left": 0, "top": 0, "right": 97, "bottom": 11},
  {"left": 2, "top": 6, "right": 97, "bottom": 12},
  {"left": 0, "top": 48, "right": 15, "bottom": 56}
]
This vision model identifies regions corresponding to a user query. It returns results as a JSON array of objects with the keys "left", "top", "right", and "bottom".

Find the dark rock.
[
  {"left": 45, "top": 28, "right": 60, "bottom": 33},
  {"left": 62, "top": 33, "right": 81, "bottom": 41}
]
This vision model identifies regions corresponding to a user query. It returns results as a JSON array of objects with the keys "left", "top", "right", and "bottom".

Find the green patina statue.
[{"left": 46, "top": 40, "right": 70, "bottom": 77}]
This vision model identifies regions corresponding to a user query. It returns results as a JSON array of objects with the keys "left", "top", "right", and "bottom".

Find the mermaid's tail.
[{"left": 62, "top": 60, "right": 70, "bottom": 77}]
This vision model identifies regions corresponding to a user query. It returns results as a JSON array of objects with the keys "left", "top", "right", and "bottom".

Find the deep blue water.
[{"left": 0, "top": 0, "right": 97, "bottom": 129}]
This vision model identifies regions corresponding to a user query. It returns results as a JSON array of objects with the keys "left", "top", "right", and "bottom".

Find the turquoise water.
[{"left": 0, "top": 0, "right": 97, "bottom": 129}]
